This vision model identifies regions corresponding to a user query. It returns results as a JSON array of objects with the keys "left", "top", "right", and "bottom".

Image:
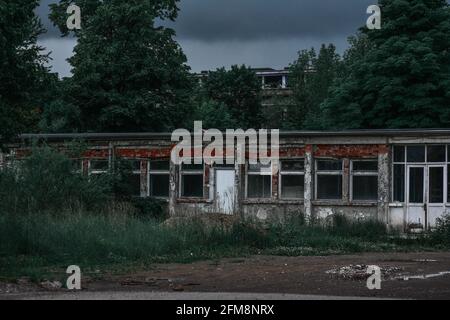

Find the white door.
[
  {"left": 427, "top": 165, "right": 446, "bottom": 229},
  {"left": 215, "top": 170, "right": 235, "bottom": 215},
  {"left": 407, "top": 166, "right": 426, "bottom": 228}
]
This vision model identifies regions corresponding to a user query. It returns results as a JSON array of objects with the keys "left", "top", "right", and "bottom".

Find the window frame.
[
  {"left": 179, "top": 163, "right": 204, "bottom": 199},
  {"left": 88, "top": 159, "right": 110, "bottom": 175},
  {"left": 350, "top": 159, "right": 379, "bottom": 202},
  {"left": 315, "top": 159, "right": 343, "bottom": 201},
  {"left": 279, "top": 159, "right": 305, "bottom": 200},
  {"left": 246, "top": 162, "right": 273, "bottom": 199},
  {"left": 148, "top": 159, "right": 170, "bottom": 199}
]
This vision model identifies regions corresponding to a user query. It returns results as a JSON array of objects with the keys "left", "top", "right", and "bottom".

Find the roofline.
[{"left": 15, "top": 129, "right": 450, "bottom": 142}]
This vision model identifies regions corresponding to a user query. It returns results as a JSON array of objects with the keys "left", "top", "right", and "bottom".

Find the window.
[
  {"left": 247, "top": 163, "right": 272, "bottom": 199},
  {"left": 89, "top": 160, "right": 109, "bottom": 175},
  {"left": 427, "top": 145, "right": 446, "bottom": 163},
  {"left": 280, "top": 160, "right": 304, "bottom": 199},
  {"left": 393, "top": 146, "right": 406, "bottom": 202},
  {"left": 351, "top": 160, "right": 378, "bottom": 201},
  {"left": 150, "top": 160, "right": 170, "bottom": 198},
  {"left": 316, "top": 160, "right": 342, "bottom": 200},
  {"left": 407, "top": 146, "right": 425, "bottom": 163},
  {"left": 181, "top": 164, "right": 204, "bottom": 198}
]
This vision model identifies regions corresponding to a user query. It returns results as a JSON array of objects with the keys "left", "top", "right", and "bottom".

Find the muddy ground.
[{"left": 1, "top": 252, "right": 450, "bottom": 300}]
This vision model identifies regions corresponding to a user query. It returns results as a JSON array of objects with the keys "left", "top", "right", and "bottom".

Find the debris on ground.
[
  {"left": 40, "top": 280, "right": 62, "bottom": 290},
  {"left": 326, "top": 265, "right": 403, "bottom": 281},
  {"left": 396, "top": 271, "right": 450, "bottom": 281}
]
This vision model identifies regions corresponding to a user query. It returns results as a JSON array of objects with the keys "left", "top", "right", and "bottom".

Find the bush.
[
  {"left": 131, "top": 198, "right": 167, "bottom": 220},
  {"left": 0, "top": 145, "right": 112, "bottom": 214},
  {"left": 430, "top": 214, "right": 450, "bottom": 246}
]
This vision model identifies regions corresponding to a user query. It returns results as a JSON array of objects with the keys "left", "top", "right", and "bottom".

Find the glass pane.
[
  {"left": 182, "top": 164, "right": 203, "bottom": 172},
  {"left": 448, "top": 165, "right": 450, "bottom": 203},
  {"left": 151, "top": 160, "right": 170, "bottom": 171},
  {"left": 317, "top": 160, "right": 342, "bottom": 171},
  {"left": 394, "top": 146, "right": 405, "bottom": 163},
  {"left": 353, "top": 176, "right": 378, "bottom": 201},
  {"left": 353, "top": 161, "right": 378, "bottom": 172},
  {"left": 150, "top": 174, "right": 170, "bottom": 197},
  {"left": 429, "top": 167, "right": 444, "bottom": 203},
  {"left": 182, "top": 174, "right": 204, "bottom": 197},
  {"left": 393, "top": 164, "right": 405, "bottom": 202},
  {"left": 281, "top": 160, "right": 304, "bottom": 172},
  {"left": 281, "top": 175, "right": 304, "bottom": 199},
  {"left": 317, "top": 175, "right": 342, "bottom": 200},
  {"left": 407, "top": 146, "right": 425, "bottom": 163},
  {"left": 90, "top": 160, "right": 109, "bottom": 171},
  {"left": 248, "top": 163, "right": 272, "bottom": 173},
  {"left": 248, "top": 175, "right": 271, "bottom": 198},
  {"left": 118, "top": 160, "right": 140, "bottom": 171},
  {"left": 427, "top": 146, "right": 446, "bottom": 163},
  {"left": 409, "top": 167, "right": 424, "bottom": 203}
]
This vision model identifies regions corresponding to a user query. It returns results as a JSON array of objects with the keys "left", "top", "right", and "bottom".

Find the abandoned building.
[{"left": 3, "top": 129, "right": 450, "bottom": 232}]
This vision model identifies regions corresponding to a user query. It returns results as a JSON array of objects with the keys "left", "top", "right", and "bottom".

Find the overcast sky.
[{"left": 37, "top": 0, "right": 375, "bottom": 77}]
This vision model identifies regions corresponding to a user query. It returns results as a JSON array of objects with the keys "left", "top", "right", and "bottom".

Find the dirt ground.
[{"left": 1, "top": 252, "right": 450, "bottom": 300}]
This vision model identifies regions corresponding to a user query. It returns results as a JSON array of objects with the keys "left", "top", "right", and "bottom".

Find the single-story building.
[{"left": 3, "top": 129, "right": 450, "bottom": 232}]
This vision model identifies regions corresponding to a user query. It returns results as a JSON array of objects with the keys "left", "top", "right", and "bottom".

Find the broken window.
[
  {"left": 280, "top": 160, "right": 304, "bottom": 199},
  {"left": 263, "top": 75, "right": 283, "bottom": 89},
  {"left": 316, "top": 160, "right": 343, "bottom": 200},
  {"left": 247, "top": 163, "right": 272, "bottom": 199},
  {"left": 150, "top": 160, "right": 170, "bottom": 198},
  {"left": 181, "top": 164, "right": 204, "bottom": 198},
  {"left": 351, "top": 160, "right": 378, "bottom": 201}
]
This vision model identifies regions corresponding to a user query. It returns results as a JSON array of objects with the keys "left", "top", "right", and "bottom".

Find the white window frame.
[
  {"left": 350, "top": 159, "right": 379, "bottom": 202},
  {"left": 279, "top": 159, "right": 305, "bottom": 200},
  {"left": 149, "top": 160, "right": 170, "bottom": 198},
  {"left": 246, "top": 162, "right": 272, "bottom": 199},
  {"left": 315, "top": 159, "right": 343, "bottom": 200},
  {"left": 179, "top": 164, "right": 204, "bottom": 198}
]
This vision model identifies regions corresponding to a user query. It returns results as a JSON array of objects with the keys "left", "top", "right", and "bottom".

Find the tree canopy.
[
  {"left": 49, "top": 0, "right": 193, "bottom": 133},
  {"left": 0, "top": 0, "right": 50, "bottom": 146},
  {"left": 321, "top": 0, "right": 450, "bottom": 129}
]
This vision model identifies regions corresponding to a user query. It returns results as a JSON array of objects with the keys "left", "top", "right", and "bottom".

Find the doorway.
[
  {"left": 407, "top": 165, "right": 446, "bottom": 230},
  {"left": 215, "top": 169, "right": 235, "bottom": 215}
]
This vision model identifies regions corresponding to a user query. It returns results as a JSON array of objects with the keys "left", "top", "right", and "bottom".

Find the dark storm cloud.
[
  {"left": 38, "top": 0, "right": 375, "bottom": 40},
  {"left": 172, "top": 0, "right": 374, "bottom": 41}
]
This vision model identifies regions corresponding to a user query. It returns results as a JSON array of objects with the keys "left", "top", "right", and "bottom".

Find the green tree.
[
  {"left": 0, "top": 0, "right": 50, "bottom": 146},
  {"left": 322, "top": 0, "right": 450, "bottom": 129},
  {"left": 203, "top": 65, "right": 263, "bottom": 129},
  {"left": 50, "top": 0, "right": 193, "bottom": 132},
  {"left": 287, "top": 44, "right": 341, "bottom": 129}
]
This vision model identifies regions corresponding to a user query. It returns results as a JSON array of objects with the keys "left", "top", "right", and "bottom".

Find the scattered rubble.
[
  {"left": 326, "top": 265, "right": 404, "bottom": 281},
  {"left": 40, "top": 280, "right": 62, "bottom": 290}
]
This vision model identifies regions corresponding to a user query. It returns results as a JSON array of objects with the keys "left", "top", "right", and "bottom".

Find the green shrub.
[
  {"left": 131, "top": 198, "right": 167, "bottom": 220},
  {"left": 0, "top": 144, "right": 112, "bottom": 214}
]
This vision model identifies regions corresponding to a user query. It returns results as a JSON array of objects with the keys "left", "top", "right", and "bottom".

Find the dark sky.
[{"left": 37, "top": 0, "right": 375, "bottom": 77}]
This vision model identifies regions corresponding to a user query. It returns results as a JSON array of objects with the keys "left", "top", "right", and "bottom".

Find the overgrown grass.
[{"left": 1, "top": 212, "right": 448, "bottom": 280}]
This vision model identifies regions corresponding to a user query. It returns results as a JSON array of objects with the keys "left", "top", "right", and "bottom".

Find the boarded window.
[
  {"left": 181, "top": 164, "right": 203, "bottom": 198},
  {"left": 150, "top": 160, "right": 170, "bottom": 198},
  {"left": 316, "top": 160, "right": 342, "bottom": 200},
  {"left": 351, "top": 160, "right": 378, "bottom": 201},
  {"left": 280, "top": 160, "right": 304, "bottom": 199},
  {"left": 247, "top": 162, "right": 272, "bottom": 199}
]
